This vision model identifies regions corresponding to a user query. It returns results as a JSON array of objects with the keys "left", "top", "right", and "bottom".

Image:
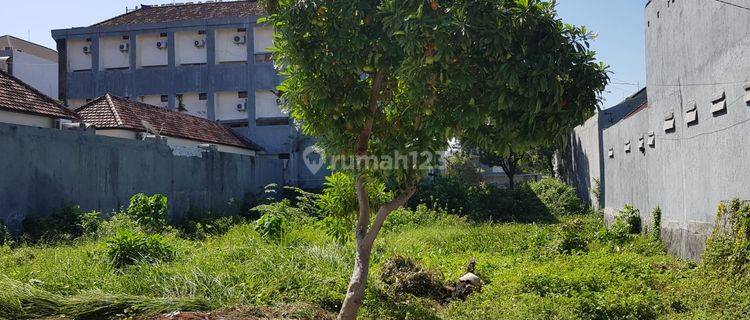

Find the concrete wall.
[
  {"left": 600, "top": 0, "right": 750, "bottom": 260},
  {"left": 136, "top": 33, "right": 168, "bottom": 67},
  {"left": 175, "top": 30, "right": 207, "bottom": 65},
  {"left": 0, "top": 122, "right": 285, "bottom": 233},
  {"left": 216, "top": 28, "right": 248, "bottom": 63},
  {"left": 559, "top": 115, "right": 601, "bottom": 208},
  {"left": 99, "top": 36, "right": 131, "bottom": 70}
]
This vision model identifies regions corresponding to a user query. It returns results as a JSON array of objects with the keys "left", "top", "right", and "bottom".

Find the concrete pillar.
[
  {"left": 246, "top": 22, "right": 257, "bottom": 139},
  {"left": 206, "top": 27, "right": 216, "bottom": 120}
]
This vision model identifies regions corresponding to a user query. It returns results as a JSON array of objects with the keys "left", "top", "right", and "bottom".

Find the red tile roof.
[
  {"left": 0, "top": 69, "right": 77, "bottom": 120},
  {"left": 76, "top": 94, "right": 262, "bottom": 151},
  {"left": 93, "top": 1, "right": 266, "bottom": 27}
]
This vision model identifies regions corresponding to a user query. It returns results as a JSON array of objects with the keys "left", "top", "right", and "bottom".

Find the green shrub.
[
  {"left": 80, "top": 211, "right": 102, "bottom": 236},
  {"left": 466, "top": 183, "right": 550, "bottom": 222},
  {"left": 384, "top": 204, "right": 445, "bottom": 233},
  {"left": 408, "top": 175, "right": 468, "bottom": 214},
  {"left": 651, "top": 206, "right": 662, "bottom": 240},
  {"left": 106, "top": 230, "right": 175, "bottom": 268},
  {"left": 552, "top": 218, "right": 588, "bottom": 254},
  {"left": 317, "top": 172, "right": 391, "bottom": 243},
  {"left": 97, "top": 212, "right": 143, "bottom": 238},
  {"left": 125, "top": 193, "right": 169, "bottom": 233},
  {"left": 703, "top": 199, "right": 750, "bottom": 275},
  {"left": 254, "top": 207, "right": 290, "bottom": 242},
  {"left": 22, "top": 205, "right": 85, "bottom": 242},
  {"left": 616, "top": 204, "right": 642, "bottom": 234},
  {"left": 598, "top": 219, "right": 632, "bottom": 247},
  {"left": 529, "top": 177, "right": 584, "bottom": 216},
  {"left": 178, "top": 215, "right": 240, "bottom": 240}
]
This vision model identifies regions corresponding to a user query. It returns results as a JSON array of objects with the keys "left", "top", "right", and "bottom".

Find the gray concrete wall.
[
  {"left": 601, "top": 0, "right": 750, "bottom": 260},
  {"left": 559, "top": 115, "right": 601, "bottom": 208},
  {"left": 0, "top": 122, "right": 285, "bottom": 232}
]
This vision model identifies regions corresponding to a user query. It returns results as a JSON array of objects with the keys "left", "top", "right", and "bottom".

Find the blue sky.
[{"left": 0, "top": 0, "right": 647, "bottom": 108}]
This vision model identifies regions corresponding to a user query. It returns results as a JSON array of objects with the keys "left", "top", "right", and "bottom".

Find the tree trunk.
[
  {"left": 338, "top": 238, "right": 374, "bottom": 320},
  {"left": 338, "top": 180, "right": 416, "bottom": 320}
]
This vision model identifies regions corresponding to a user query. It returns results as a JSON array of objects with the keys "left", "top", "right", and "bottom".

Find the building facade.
[
  {"left": 51, "top": 1, "right": 292, "bottom": 154},
  {"left": 51, "top": 1, "right": 326, "bottom": 187},
  {"left": 0, "top": 35, "right": 59, "bottom": 99}
]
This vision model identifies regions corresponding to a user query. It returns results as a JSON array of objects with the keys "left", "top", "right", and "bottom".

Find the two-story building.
[
  {"left": 50, "top": 0, "right": 327, "bottom": 187},
  {"left": 0, "top": 35, "right": 59, "bottom": 98},
  {"left": 51, "top": 1, "right": 292, "bottom": 153}
]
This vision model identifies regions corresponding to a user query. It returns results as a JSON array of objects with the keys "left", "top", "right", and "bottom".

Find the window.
[
  {"left": 238, "top": 91, "right": 248, "bottom": 99},
  {"left": 624, "top": 140, "right": 631, "bottom": 153},
  {"left": 254, "top": 53, "right": 273, "bottom": 63},
  {"left": 160, "top": 95, "right": 169, "bottom": 102},
  {"left": 199, "top": 93, "right": 208, "bottom": 101}
]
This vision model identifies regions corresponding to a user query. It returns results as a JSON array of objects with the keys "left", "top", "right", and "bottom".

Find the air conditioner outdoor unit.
[
  {"left": 82, "top": 46, "right": 91, "bottom": 54},
  {"left": 236, "top": 100, "right": 247, "bottom": 111},
  {"left": 194, "top": 39, "right": 206, "bottom": 48},
  {"left": 119, "top": 43, "right": 130, "bottom": 52},
  {"left": 232, "top": 35, "right": 246, "bottom": 45},
  {"left": 156, "top": 41, "right": 168, "bottom": 50}
]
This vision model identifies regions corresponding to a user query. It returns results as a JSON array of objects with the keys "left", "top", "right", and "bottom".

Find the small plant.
[
  {"left": 552, "top": 218, "right": 588, "bottom": 254},
  {"left": 651, "top": 206, "right": 662, "bottom": 240},
  {"left": 125, "top": 193, "right": 169, "bottom": 233},
  {"left": 79, "top": 211, "right": 102, "bottom": 236},
  {"left": 254, "top": 212, "right": 289, "bottom": 242},
  {"left": 106, "top": 230, "right": 175, "bottom": 268},
  {"left": 0, "top": 219, "right": 10, "bottom": 246},
  {"left": 598, "top": 219, "right": 632, "bottom": 248},
  {"left": 703, "top": 199, "right": 750, "bottom": 275},
  {"left": 529, "top": 177, "right": 584, "bottom": 216},
  {"left": 616, "top": 204, "right": 642, "bottom": 234},
  {"left": 22, "top": 205, "right": 86, "bottom": 242},
  {"left": 592, "top": 178, "right": 602, "bottom": 208}
]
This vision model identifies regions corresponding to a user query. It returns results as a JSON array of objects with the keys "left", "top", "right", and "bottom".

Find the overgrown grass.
[{"left": 1, "top": 212, "right": 749, "bottom": 319}]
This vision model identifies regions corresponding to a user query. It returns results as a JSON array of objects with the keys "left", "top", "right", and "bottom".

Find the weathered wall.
[
  {"left": 601, "top": 0, "right": 750, "bottom": 260},
  {"left": 0, "top": 122, "right": 284, "bottom": 232},
  {"left": 559, "top": 115, "right": 601, "bottom": 208}
]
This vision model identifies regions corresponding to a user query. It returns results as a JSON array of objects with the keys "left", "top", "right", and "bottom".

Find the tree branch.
[
  {"left": 364, "top": 182, "right": 417, "bottom": 245},
  {"left": 355, "top": 72, "right": 387, "bottom": 156}
]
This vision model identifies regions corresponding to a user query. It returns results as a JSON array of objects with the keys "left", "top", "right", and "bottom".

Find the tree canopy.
[{"left": 264, "top": 0, "right": 608, "bottom": 318}]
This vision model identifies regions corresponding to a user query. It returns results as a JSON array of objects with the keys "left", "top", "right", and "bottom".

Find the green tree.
[{"left": 265, "top": 0, "right": 607, "bottom": 318}]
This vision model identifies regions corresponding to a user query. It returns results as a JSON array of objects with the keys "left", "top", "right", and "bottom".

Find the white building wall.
[
  {"left": 11, "top": 51, "right": 58, "bottom": 99},
  {"left": 215, "top": 91, "right": 248, "bottom": 120},
  {"left": 177, "top": 93, "right": 208, "bottom": 118},
  {"left": 136, "top": 34, "right": 168, "bottom": 68},
  {"left": 0, "top": 110, "right": 54, "bottom": 128},
  {"left": 67, "top": 39, "right": 92, "bottom": 71},
  {"left": 99, "top": 36, "right": 130, "bottom": 70},
  {"left": 97, "top": 129, "right": 137, "bottom": 139},
  {"left": 255, "top": 91, "right": 285, "bottom": 119},
  {"left": 139, "top": 95, "right": 169, "bottom": 108},
  {"left": 175, "top": 31, "right": 207, "bottom": 65},
  {"left": 215, "top": 29, "right": 247, "bottom": 63},
  {"left": 253, "top": 26, "right": 274, "bottom": 53}
]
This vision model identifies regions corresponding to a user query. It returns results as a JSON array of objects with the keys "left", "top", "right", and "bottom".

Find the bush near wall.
[{"left": 410, "top": 175, "right": 583, "bottom": 221}]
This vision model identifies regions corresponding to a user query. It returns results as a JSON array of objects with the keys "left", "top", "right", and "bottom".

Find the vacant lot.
[{"left": 1, "top": 206, "right": 749, "bottom": 319}]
